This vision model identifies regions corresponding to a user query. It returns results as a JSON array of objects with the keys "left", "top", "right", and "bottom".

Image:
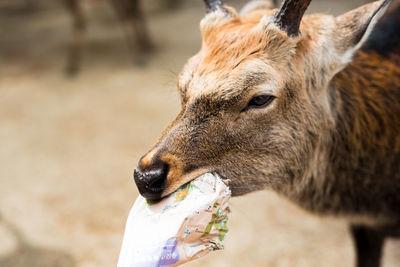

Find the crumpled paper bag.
[{"left": 117, "top": 173, "right": 231, "bottom": 267}]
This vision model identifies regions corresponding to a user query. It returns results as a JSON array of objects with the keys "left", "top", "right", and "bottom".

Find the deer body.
[
  {"left": 305, "top": 51, "right": 400, "bottom": 219},
  {"left": 288, "top": 50, "right": 400, "bottom": 222},
  {"left": 133, "top": 1, "right": 400, "bottom": 266}
]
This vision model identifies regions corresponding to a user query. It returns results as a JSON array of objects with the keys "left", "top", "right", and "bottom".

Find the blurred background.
[{"left": 0, "top": 0, "right": 399, "bottom": 266}]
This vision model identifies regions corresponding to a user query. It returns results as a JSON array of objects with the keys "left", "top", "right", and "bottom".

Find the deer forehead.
[
  {"left": 177, "top": 11, "right": 339, "bottom": 104},
  {"left": 199, "top": 14, "right": 299, "bottom": 71},
  {"left": 180, "top": 59, "right": 281, "bottom": 101}
]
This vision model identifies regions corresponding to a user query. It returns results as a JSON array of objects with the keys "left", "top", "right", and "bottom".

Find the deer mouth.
[
  {"left": 157, "top": 171, "right": 231, "bottom": 202},
  {"left": 160, "top": 168, "right": 228, "bottom": 198}
]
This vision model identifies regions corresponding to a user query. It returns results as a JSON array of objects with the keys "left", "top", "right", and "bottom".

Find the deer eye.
[{"left": 245, "top": 95, "right": 275, "bottom": 110}]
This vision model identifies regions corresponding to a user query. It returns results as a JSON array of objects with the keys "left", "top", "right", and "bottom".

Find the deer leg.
[
  {"left": 128, "top": 0, "right": 153, "bottom": 53},
  {"left": 112, "top": 0, "right": 153, "bottom": 65},
  {"left": 350, "top": 225, "right": 386, "bottom": 267},
  {"left": 64, "top": 0, "right": 85, "bottom": 76}
]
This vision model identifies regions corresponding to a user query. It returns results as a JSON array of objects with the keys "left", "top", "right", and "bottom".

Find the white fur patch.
[{"left": 200, "top": 8, "right": 230, "bottom": 32}]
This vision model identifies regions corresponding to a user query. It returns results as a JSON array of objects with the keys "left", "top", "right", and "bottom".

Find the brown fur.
[
  {"left": 292, "top": 50, "right": 400, "bottom": 220},
  {"left": 136, "top": 1, "right": 399, "bottom": 266}
]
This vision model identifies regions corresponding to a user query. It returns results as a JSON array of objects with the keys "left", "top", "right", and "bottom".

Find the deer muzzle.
[{"left": 133, "top": 159, "right": 169, "bottom": 201}]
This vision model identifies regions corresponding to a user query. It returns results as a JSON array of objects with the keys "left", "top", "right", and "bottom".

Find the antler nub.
[{"left": 273, "top": 0, "right": 312, "bottom": 37}]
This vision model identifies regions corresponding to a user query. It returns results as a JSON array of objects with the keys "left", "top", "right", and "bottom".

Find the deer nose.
[{"left": 134, "top": 160, "right": 169, "bottom": 201}]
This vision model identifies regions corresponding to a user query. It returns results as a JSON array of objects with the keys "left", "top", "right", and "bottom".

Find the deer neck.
[{"left": 282, "top": 50, "right": 400, "bottom": 223}]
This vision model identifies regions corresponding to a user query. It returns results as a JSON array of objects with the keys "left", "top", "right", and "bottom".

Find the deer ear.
[{"left": 333, "top": 0, "right": 391, "bottom": 61}]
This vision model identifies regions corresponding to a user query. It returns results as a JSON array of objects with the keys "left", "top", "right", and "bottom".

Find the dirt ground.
[{"left": 0, "top": 0, "right": 399, "bottom": 266}]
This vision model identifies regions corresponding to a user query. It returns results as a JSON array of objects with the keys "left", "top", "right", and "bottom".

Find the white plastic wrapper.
[{"left": 117, "top": 173, "right": 231, "bottom": 267}]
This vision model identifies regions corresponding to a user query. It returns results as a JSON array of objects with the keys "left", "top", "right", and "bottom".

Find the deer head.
[{"left": 134, "top": 0, "right": 392, "bottom": 200}]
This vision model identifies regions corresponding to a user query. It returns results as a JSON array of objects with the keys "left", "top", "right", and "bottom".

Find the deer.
[
  {"left": 132, "top": 0, "right": 400, "bottom": 266},
  {"left": 63, "top": 0, "right": 153, "bottom": 75}
]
